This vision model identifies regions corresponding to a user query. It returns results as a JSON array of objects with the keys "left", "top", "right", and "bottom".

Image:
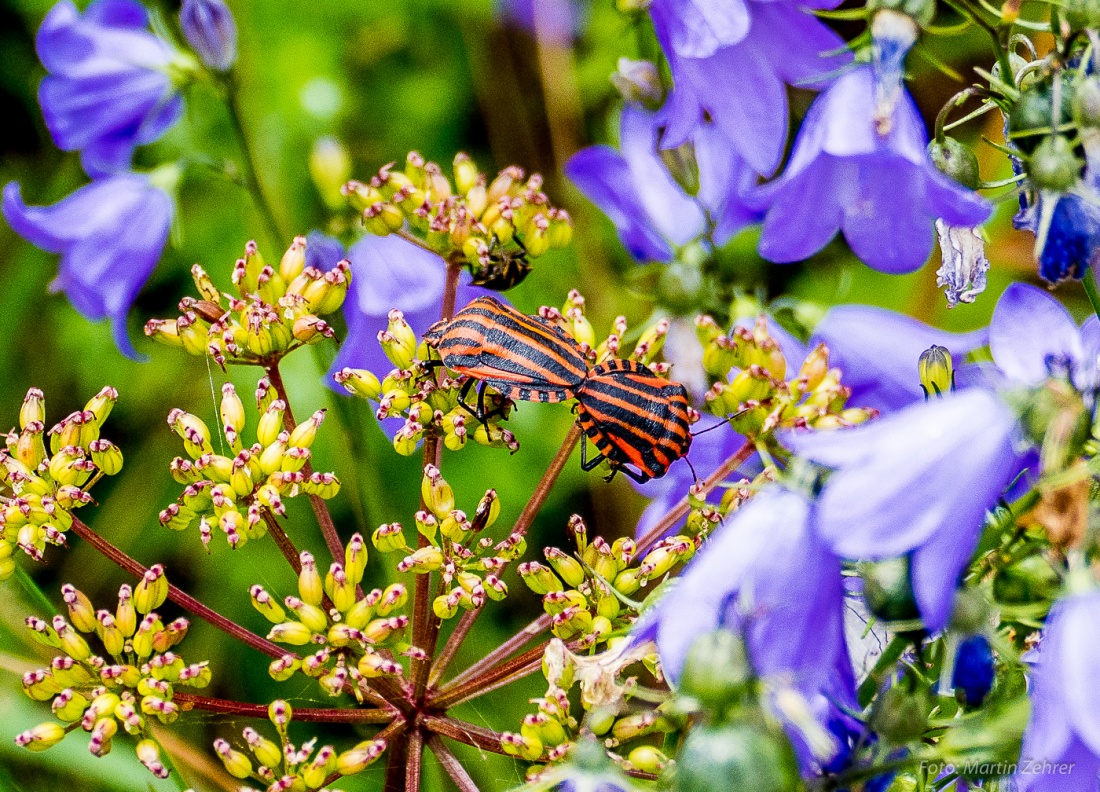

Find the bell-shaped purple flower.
[
  {"left": 785, "top": 389, "right": 1025, "bottom": 630},
  {"left": 811, "top": 305, "right": 988, "bottom": 413},
  {"left": 1015, "top": 591, "right": 1100, "bottom": 792},
  {"left": 651, "top": 0, "right": 851, "bottom": 175},
  {"left": 180, "top": 0, "right": 237, "bottom": 72},
  {"left": 1015, "top": 191, "right": 1100, "bottom": 285},
  {"left": 3, "top": 174, "right": 174, "bottom": 359},
  {"left": 641, "top": 485, "right": 855, "bottom": 769},
  {"left": 565, "top": 104, "right": 759, "bottom": 263},
  {"left": 36, "top": 0, "right": 184, "bottom": 176},
  {"left": 987, "top": 282, "right": 1100, "bottom": 393},
  {"left": 756, "top": 65, "right": 992, "bottom": 273},
  {"left": 325, "top": 233, "right": 492, "bottom": 436}
]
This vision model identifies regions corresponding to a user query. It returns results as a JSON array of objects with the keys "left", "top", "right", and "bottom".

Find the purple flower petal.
[
  {"left": 757, "top": 157, "right": 848, "bottom": 262},
  {"left": 180, "top": 0, "right": 237, "bottom": 72},
  {"left": 812, "top": 305, "right": 988, "bottom": 412},
  {"left": 649, "top": 0, "right": 751, "bottom": 59},
  {"left": 4, "top": 174, "right": 173, "bottom": 360},
  {"left": 990, "top": 283, "right": 1085, "bottom": 386}
]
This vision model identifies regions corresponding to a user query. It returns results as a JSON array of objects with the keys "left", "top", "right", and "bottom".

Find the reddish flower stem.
[
  {"left": 260, "top": 508, "right": 303, "bottom": 574},
  {"left": 405, "top": 725, "right": 424, "bottom": 792},
  {"left": 430, "top": 641, "right": 548, "bottom": 710},
  {"left": 69, "top": 516, "right": 288, "bottom": 659},
  {"left": 410, "top": 261, "right": 464, "bottom": 701},
  {"left": 383, "top": 734, "right": 410, "bottom": 792},
  {"left": 433, "top": 613, "right": 550, "bottom": 694},
  {"left": 426, "top": 734, "right": 481, "bottom": 792},
  {"left": 174, "top": 692, "right": 396, "bottom": 723},
  {"left": 429, "top": 424, "right": 581, "bottom": 688},
  {"left": 264, "top": 362, "right": 344, "bottom": 565},
  {"left": 422, "top": 715, "right": 510, "bottom": 756}
]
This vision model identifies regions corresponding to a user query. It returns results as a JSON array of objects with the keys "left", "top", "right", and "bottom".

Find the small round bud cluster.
[
  {"left": 538, "top": 289, "right": 673, "bottom": 371},
  {"left": 214, "top": 699, "right": 386, "bottom": 789},
  {"left": 697, "top": 315, "right": 874, "bottom": 435},
  {"left": 253, "top": 538, "right": 410, "bottom": 696},
  {"left": 15, "top": 571, "right": 208, "bottom": 776},
  {"left": 160, "top": 379, "right": 340, "bottom": 550},
  {"left": 343, "top": 152, "right": 573, "bottom": 290},
  {"left": 334, "top": 312, "right": 519, "bottom": 457},
  {"left": 368, "top": 465, "right": 515, "bottom": 620},
  {"left": 145, "top": 237, "right": 347, "bottom": 367},
  {"left": 519, "top": 515, "right": 698, "bottom": 643},
  {"left": 0, "top": 387, "right": 122, "bottom": 576}
]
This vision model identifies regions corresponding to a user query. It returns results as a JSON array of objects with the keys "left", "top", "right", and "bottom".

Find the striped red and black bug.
[
  {"left": 422, "top": 296, "right": 588, "bottom": 418},
  {"left": 575, "top": 358, "right": 692, "bottom": 484}
]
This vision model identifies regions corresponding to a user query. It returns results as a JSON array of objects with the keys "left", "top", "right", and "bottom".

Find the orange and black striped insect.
[
  {"left": 422, "top": 296, "right": 588, "bottom": 418},
  {"left": 575, "top": 358, "right": 692, "bottom": 484},
  {"left": 423, "top": 296, "right": 693, "bottom": 482}
]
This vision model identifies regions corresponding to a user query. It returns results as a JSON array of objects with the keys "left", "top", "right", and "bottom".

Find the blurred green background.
[{"left": 0, "top": 0, "right": 1086, "bottom": 789}]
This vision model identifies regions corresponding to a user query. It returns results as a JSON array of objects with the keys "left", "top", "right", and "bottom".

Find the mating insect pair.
[{"left": 422, "top": 297, "right": 692, "bottom": 483}]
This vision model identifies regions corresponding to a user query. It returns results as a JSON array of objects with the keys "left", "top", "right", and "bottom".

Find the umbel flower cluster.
[{"left": 4, "top": 0, "right": 1100, "bottom": 790}]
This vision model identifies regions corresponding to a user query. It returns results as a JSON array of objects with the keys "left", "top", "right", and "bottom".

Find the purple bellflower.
[
  {"left": 641, "top": 485, "right": 856, "bottom": 770},
  {"left": 325, "top": 233, "right": 492, "bottom": 435},
  {"left": 650, "top": 0, "right": 851, "bottom": 175},
  {"left": 811, "top": 305, "right": 988, "bottom": 413},
  {"left": 785, "top": 389, "right": 1025, "bottom": 631},
  {"left": 565, "top": 104, "right": 759, "bottom": 263},
  {"left": 987, "top": 282, "right": 1100, "bottom": 393},
  {"left": 3, "top": 174, "right": 174, "bottom": 360},
  {"left": 36, "top": 0, "right": 184, "bottom": 176},
  {"left": 756, "top": 65, "right": 992, "bottom": 273},
  {"left": 1015, "top": 192, "right": 1100, "bottom": 285},
  {"left": 1015, "top": 591, "right": 1100, "bottom": 792},
  {"left": 180, "top": 0, "right": 237, "bottom": 72}
]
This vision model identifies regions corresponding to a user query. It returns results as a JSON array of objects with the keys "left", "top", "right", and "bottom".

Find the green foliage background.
[{"left": 0, "top": 0, "right": 1088, "bottom": 789}]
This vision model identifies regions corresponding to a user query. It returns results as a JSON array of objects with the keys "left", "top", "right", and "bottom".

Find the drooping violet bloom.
[
  {"left": 986, "top": 282, "right": 1100, "bottom": 393},
  {"left": 325, "top": 233, "right": 492, "bottom": 434},
  {"left": 811, "top": 305, "right": 987, "bottom": 413},
  {"left": 756, "top": 65, "right": 992, "bottom": 273},
  {"left": 784, "top": 389, "right": 1026, "bottom": 631},
  {"left": 651, "top": 0, "right": 851, "bottom": 175},
  {"left": 639, "top": 485, "right": 856, "bottom": 770},
  {"left": 952, "top": 635, "right": 994, "bottom": 706},
  {"left": 1015, "top": 591, "right": 1100, "bottom": 792},
  {"left": 180, "top": 0, "right": 237, "bottom": 72},
  {"left": 497, "top": 0, "right": 578, "bottom": 44},
  {"left": 3, "top": 174, "right": 174, "bottom": 359},
  {"left": 36, "top": 0, "right": 184, "bottom": 176},
  {"left": 1015, "top": 191, "right": 1100, "bottom": 284},
  {"left": 565, "top": 104, "right": 759, "bottom": 263}
]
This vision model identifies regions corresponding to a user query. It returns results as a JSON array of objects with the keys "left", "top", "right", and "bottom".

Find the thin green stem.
[
  {"left": 225, "top": 80, "right": 288, "bottom": 246},
  {"left": 1084, "top": 268, "right": 1100, "bottom": 320},
  {"left": 14, "top": 565, "right": 57, "bottom": 617}
]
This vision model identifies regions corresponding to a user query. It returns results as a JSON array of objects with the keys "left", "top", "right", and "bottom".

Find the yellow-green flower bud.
[
  {"left": 87, "top": 439, "right": 123, "bottom": 475},
  {"left": 544, "top": 547, "right": 585, "bottom": 588},
  {"left": 19, "top": 388, "right": 46, "bottom": 430},
  {"left": 84, "top": 386, "right": 117, "bottom": 428},
  {"left": 729, "top": 366, "right": 773, "bottom": 404},
  {"left": 337, "top": 739, "right": 387, "bottom": 776},
  {"left": 269, "top": 655, "right": 300, "bottom": 681},
  {"left": 397, "top": 546, "right": 444, "bottom": 574},
  {"left": 798, "top": 344, "right": 830, "bottom": 392},
  {"left": 362, "top": 615, "right": 408, "bottom": 644},
  {"left": 454, "top": 152, "right": 480, "bottom": 194},
  {"left": 278, "top": 236, "right": 307, "bottom": 282},
  {"left": 344, "top": 590, "right": 381, "bottom": 630},
  {"left": 287, "top": 409, "right": 325, "bottom": 449},
  {"left": 219, "top": 384, "right": 246, "bottom": 437},
  {"left": 377, "top": 583, "right": 408, "bottom": 616},
  {"left": 286, "top": 597, "right": 329, "bottom": 633},
  {"left": 61, "top": 584, "right": 97, "bottom": 633},
  {"left": 115, "top": 584, "right": 137, "bottom": 637},
  {"left": 249, "top": 585, "right": 286, "bottom": 624},
  {"left": 420, "top": 464, "right": 455, "bottom": 519},
  {"left": 372, "top": 522, "right": 407, "bottom": 553},
  {"left": 214, "top": 738, "right": 253, "bottom": 779},
  {"left": 267, "top": 621, "right": 314, "bottom": 645},
  {"left": 52, "top": 689, "right": 89, "bottom": 722},
  {"left": 918, "top": 345, "right": 954, "bottom": 399},
  {"left": 501, "top": 731, "right": 543, "bottom": 761},
  {"left": 134, "top": 564, "right": 168, "bottom": 613},
  {"left": 54, "top": 618, "right": 92, "bottom": 661},
  {"left": 518, "top": 562, "right": 564, "bottom": 594},
  {"left": 256, "top": 400, "right": 286, "bottom": 448},
  {"left": 548, "top": 211, "right": 573, "bottom": 249},
  {"left": 297, "top": 552, "right": 324, "bottom": 607},
  {"left": 15, "top": 722, "right": 67, "bottom": 752}
]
